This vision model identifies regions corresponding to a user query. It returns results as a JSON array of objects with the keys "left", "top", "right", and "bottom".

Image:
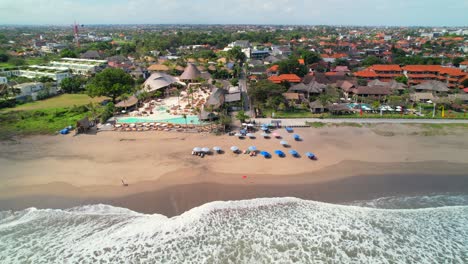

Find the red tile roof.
[
  {"left": 268, "top": 76, "right": 283, "bottom": 83},
  {"left": 407, "top": 74, "right": 438, "bottom": 78},
  {"left": 460, "top": 61, "right": 468, "bottom": 66},
  {"left": 369, "top": 65, "right": 402, "bottom": 72},
  {"left": 463, "top": 88, "right": 468, "bottom": 93},
  {"left": 268, "top": 74, "right": 301, "bottom": 84},
  {"left": 354, "top": 70, "right": 378, "bottom": 78},
  {"left": 438, "top": 68, "right": 466, "bottom": 76},
  {"left": 267, "top": 65, "right": 279, "bottom": 72},
  {"left": 402, "top": 65, "right": 442, "bottom": 72}
]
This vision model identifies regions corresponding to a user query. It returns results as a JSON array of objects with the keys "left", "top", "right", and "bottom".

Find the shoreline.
[
  {"left": 1, "top": 160, "right": 468, "bottom": 216},
  {"left": 1, "top": 125, "right": 468, "bottom": 216}
]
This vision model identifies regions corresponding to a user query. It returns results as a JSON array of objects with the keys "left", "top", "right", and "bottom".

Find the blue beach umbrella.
[
  {"left": 285, "top": 127, "right": 293, "bottom": 132},
  {"left": 261, "top": 126, "right": 269, "bottom": 131},
  {"left": 260, "top": 151, "right": 271, "bottom": 158},
  {"left": 289, "top": 149, "right": 299, "bottom": 156},
  {"left": 274, "top": 150, "right": 285, "bottom": 157},
  {"left": 305, "top": 152, "right": 315, "bottom": 159},
  {"left": 248, "top": 146, "right": 257, "bottom": 151},
  {"left": 293, "top": 134, "right": 300, "bottom": 140}
]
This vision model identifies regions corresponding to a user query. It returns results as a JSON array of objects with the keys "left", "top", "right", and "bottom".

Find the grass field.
[
  {"left": 1, "top": 94, "right": 107, "bottom": 113},
  {"left": 0, "top": 94, "right": 107, "bottom": 139}
]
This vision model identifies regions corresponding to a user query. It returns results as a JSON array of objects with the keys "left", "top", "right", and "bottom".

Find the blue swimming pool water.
[{"left": 118, "top": 115, "right": 202, "bottom": 125}]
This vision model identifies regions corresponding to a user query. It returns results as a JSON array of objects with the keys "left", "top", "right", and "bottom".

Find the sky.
[{"left": 0, "top": 0, "right": 467, "bottom": 27}]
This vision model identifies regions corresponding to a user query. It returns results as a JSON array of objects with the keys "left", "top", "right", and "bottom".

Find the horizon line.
[{"left": 0, "top": 23, "right": 467, "bottom": 28}]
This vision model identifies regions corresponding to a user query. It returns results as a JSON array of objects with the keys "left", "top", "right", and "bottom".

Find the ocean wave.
[
  {"left": 348, "top": 193, "right": 468, "bottom": 209},
  {"left": 0, "top": 197, "right": 467, "bottom": 263}
]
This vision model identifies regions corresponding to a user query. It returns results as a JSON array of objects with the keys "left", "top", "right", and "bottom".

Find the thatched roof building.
[{"left": 180, "top": 63, "right": 201, "bottom": 82}]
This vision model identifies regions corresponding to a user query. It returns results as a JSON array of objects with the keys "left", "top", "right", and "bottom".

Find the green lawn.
[
  {"left": 0, "top": 94, "right": 107, "bottom": 139},
  {"left": 0, "top": 107, "right": 90, "bottom": 140},
  {"left": 1, "top": 94, "right": 107, "bottom": 113}
]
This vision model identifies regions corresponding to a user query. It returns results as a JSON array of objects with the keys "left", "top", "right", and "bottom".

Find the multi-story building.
[
  {"left": 0, "top": 66, "right": 71, "bottom": 83},
  {"left": 354, "top": 65, "right": 403, "bottom": 82},
  {"left": 402, "top": 65, "right": 467, "bottom": 88},
  {"left": 354, "top": 64, "right": 467, "bottom": 89},
  {"left": 50, "top": 58, "right": 107, "bottom": 75}
]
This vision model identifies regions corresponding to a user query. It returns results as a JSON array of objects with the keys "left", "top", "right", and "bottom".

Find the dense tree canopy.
[
  {"left": 278, "top": 58, "right": 308, "bottom": 77},
  {"left": 60, "top": 77, "right": 85, "bottom": 93},
  {"left": 60, "top": 49, "right": 77, "bottom": 58},
  {"left": 86, "top": 68, "right": 134, "bottom": 103},
  {"left": 362, "top": 56, "right": 383, "bottom": 67},
  {"left": 248, "top": 80, "right": 287, "bottom": 109}
]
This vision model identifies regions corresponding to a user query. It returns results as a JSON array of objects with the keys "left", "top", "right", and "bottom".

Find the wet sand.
[{"left": 1, "top": 125, "right": 468, "bottom": 215}]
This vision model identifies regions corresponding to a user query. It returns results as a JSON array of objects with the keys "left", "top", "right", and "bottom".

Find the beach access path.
[{"left": 253, "top": 118, "right": 468, "bottom": 126}]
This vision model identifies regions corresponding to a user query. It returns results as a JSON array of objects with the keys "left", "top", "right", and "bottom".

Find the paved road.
[
  {"left": 253, "top": 118, "right": 468, "bottom": 126},
  {"left": 239, "top": 66, "right": 253, "bottom": 116}
]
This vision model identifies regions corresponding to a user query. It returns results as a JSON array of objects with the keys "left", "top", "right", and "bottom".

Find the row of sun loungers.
[{"left": 113, "top": 123, "right": 220, "bottom": 133}]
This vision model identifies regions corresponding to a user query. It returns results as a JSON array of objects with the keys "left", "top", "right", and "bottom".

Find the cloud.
[{"left": 0, "top": 0, "right": 466, "bottom": 26}]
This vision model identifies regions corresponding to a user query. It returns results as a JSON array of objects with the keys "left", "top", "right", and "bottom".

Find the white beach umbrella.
[
  {"left": 193, "top": 147, "right": 202, "bottom": 152},
  {"left": 201, "top": 147, "right": 210, "bottom": 153},
  {"left": 231, "top": 146, "right": 239, "bottom": 152},
  {"left": 280, "top": 140, "right": 288, "bottom": 145},
  {"left": 235, "top": 133, "right": 243, "bottom": 137}
]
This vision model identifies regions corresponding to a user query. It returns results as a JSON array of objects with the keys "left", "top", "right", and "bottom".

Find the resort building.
[
  {"left": 402, "top": 65, "right": 467, "bottom": 88},
  {"left": 49, "top": 58, "right": 107, "bottom": 75},
  {"left": 0, "top": 66, "right": 72, "bottom": 83},
  {"left": 142, "top": 72, "right": 181, "bottom": 93},
  {"left": 354, "top": 65, "right": 403, "bottom": 82},
  {"left": 355, "top": 64, "right": 468, "bottom": 89},
  {"left": 180, "top": 63, "right": 202, "bottom": 83},
  {"left": 13, "top": 82, "right": 57, "bottom": 101}
]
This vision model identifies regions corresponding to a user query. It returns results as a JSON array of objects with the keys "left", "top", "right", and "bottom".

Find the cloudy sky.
[{"left": 0, "top": 0, "right": 467, "bottom": 26}]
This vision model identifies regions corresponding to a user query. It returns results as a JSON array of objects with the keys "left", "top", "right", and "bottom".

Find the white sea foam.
[{"left": 0, "top": 197, "right": 467, "bottom": 264}]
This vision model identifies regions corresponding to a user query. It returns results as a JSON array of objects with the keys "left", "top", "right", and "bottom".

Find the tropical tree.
[
  {"left": 395, "top": 75, "right": 408, "bottom": 85},
  {"left": 60, "top": 49, "right": 77, "bottom": 58},
  {"left": 86, "top": 68, "right": 134, "bottom": 103},
  {"left": 362, "top": 56, "right": 383, "bottom": 67},
  {"left": 235, "top": 110, "right": 250, "bottom": 123},
  {"left": 216, "top": 111, "right": 232, "bottom": 132},
  {"left": 60, "top": 77, "right": 84, "bottom": 93},
  {"left": 119, "top": 94, "right": 129, "bottom": 110},
  {"left": 182, "top": 113, "right": 188, "bottom": 126}
]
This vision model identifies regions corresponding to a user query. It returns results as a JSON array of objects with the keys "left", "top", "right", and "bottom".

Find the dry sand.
[{"left": 1, "top": 124, "right": 468, "bottom": 215}]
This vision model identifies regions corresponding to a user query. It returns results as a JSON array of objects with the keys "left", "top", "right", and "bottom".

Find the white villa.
[{"left": 50, "top": 58, "right": 107, "bottom": 75}]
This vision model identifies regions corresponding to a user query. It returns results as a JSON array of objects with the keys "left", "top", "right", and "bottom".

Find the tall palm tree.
[
  {"left": 120, "top": 94, "right": 129, "bottom": 111},
  {"left": 182, "top": 113, "right": 188, "bottom": 127}
]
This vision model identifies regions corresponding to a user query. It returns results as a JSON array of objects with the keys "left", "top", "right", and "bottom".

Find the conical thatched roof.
[
  {"left": 180, "top": 63, "right": 201, "bottom": 81},
  {"left": 412, "top": 81, "right": 449, "bottom": 92}
]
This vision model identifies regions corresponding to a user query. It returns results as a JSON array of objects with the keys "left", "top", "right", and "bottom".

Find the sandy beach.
[{"left": 1, "top": 124, "right": 468, "bottom": 216}]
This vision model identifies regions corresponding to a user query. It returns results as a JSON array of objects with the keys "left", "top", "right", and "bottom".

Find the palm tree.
[
  {"left": 182, "top": 113, "right": 188, "bottom": 127},
  {"left": 120, "top": 94, "right": 129, "bottom": 111},
  {"left": 207, "top": 105, "right": 215, "bottom": 131},
  {"left": 86, "top": 102, "right": 100, "bottom": 124},
  {"left": 188, "top": 87, "right": 194, "bottom": 107},
  {"left": 217, "top": 111, "right": 232, "bottom": 133}
]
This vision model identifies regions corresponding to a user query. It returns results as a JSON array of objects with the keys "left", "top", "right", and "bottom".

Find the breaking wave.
[{"left": 0, "top": 196, "right": 467, "bottom": 263}]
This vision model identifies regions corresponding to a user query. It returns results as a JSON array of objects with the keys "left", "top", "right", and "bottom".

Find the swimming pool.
[{"left": 117, "top": 115, "right": 202, "bottom": 125}]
